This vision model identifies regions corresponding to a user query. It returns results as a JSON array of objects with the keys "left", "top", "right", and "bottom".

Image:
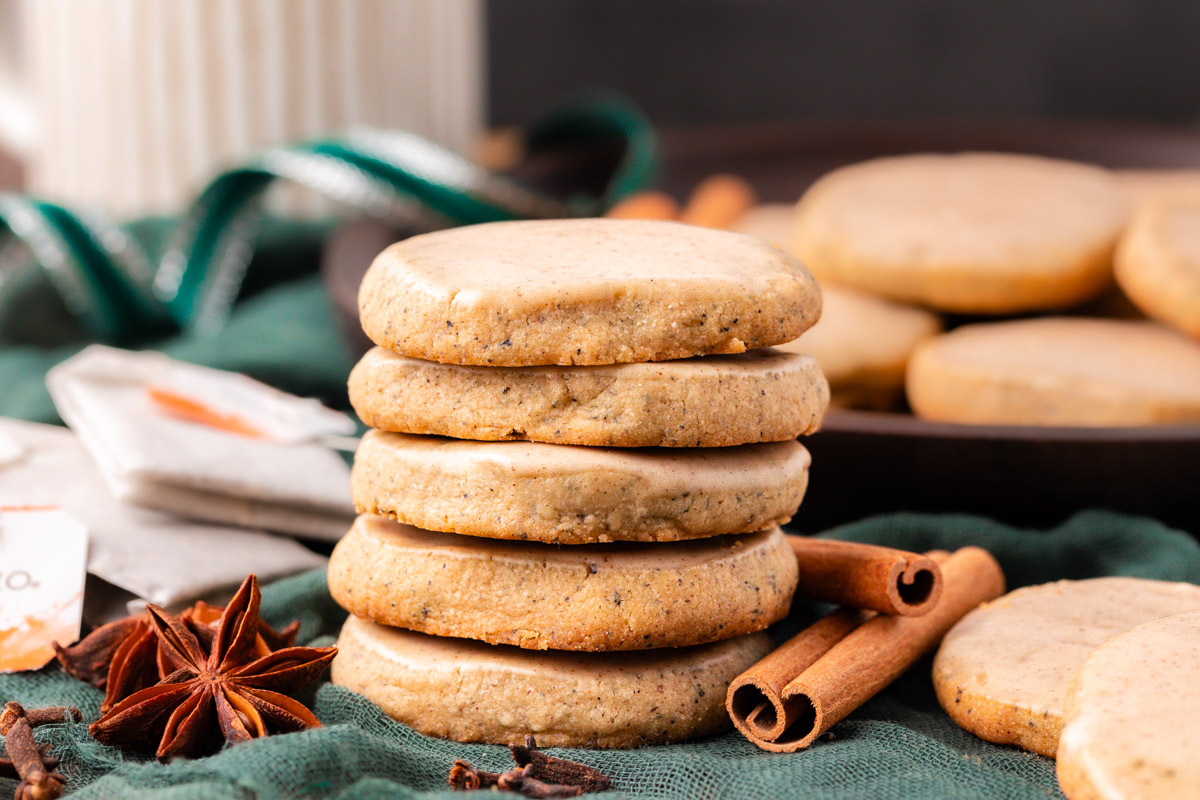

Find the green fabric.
[
  {"left": 4, "top": 511, "right": 1198, "bottom": 800},
  {"left": 0, "top": 215, "right": 355, "bottom": 425},
  {"left": 0, "top": 273, "right": 356, "bottom": 424}
]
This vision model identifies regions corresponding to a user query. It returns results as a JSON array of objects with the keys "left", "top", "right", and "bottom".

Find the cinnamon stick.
[
  {"left": 728, "top": 546, "right": 1004, "bottom": 752},
  {"left": 786, "top": 536, "right": 944, "bottom": 616},
  {"left": 604, "top": 191, "right": 680, "bottom": 221},
  {"left": 679, "top": 174, "right": 756, "bottom": 229},
  {"left": 727, "top": 607, "right": 874, "bottom": 743}
]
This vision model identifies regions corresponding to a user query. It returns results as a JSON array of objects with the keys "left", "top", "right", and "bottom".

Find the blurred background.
[
  {"left": 490, "top": 0, "right": 1200, "bottom": 126},
  {"left": 3, "top": 0, "right": 1199, "bottom": 530},
  {"left": 6, "top": 0, "right": 1200, "bottom": 205}
]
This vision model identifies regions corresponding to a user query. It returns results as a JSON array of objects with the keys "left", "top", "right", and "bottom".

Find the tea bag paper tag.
[
  {"left": 0, "top": 428, "right": 25, "bottom": 466},
  {"left": 46, "top": 346, "right": 355, "bottom": 540},
  {"left": 0, "top": 507, "right": 89, "bottom": 672},
  {"left": 54, "top": 345, "right": 354, "bottom": 444}
]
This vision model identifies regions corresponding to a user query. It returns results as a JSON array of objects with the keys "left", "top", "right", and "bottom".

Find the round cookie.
[
  {"left": 352, "top": 430, "right": 811, "bottom": 544},
  {"left": 779, "top": 285, "right": 941, "bottom": 409},
  {"left": 906, "top": 318, "right": 1200, "bottom": 426},
  {"left": 349, "top": 346, "right": 829, "bottom": 447},
  {"left": 358, "top": 218, "right": 821, "bottom": 366},
  {"left": 328, "top": 515, "right": 799, "bottom": 651},
  {"left": 1057, "top": 609, "right": 1200, "bottom": 800},
  {"left": 730, "top": 203, "right": 942, "bottom": 408},
  {"left": 932, "top": 577, "right": 1200, "bottom": 757},
  {"left": 793, "top": 153, "right": 1129, "bottom": 313},
  {"left": 1116, "top": 169, "right": 1200, "bottom": 208},
  {"left": 1115, "top": 195, "right": 1200, "bottom": 340},
  {"left": 332, "top": 616, "right": 773, "bottom": 747},
  {"left": 730, "top": 202, "right": 797, "bottom": 247}
]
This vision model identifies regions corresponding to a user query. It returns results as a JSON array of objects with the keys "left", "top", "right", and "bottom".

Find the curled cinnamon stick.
[
  {"left": 604, "top": 191, "right": 680, "bottom": 221},
  {"left": 728, "top": 607, "right": 873, "bottom": 743},
  {"left": 786, "top": 536, "right": 944, "bottom": 616},
  {"left": 728, "top": 546, "right": 1004, "bottom": 752},
  {"left": 679, "top": 174, "right": 756, "bottom": 229}
]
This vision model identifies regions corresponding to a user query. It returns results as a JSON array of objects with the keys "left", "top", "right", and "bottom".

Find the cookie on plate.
[
  {"left": 1115, "top": 194, "right": 1200, "bottom": 340},
  {"left": 332, "top": 616, "right": 772, "bottom": 747},
  {"left": 352, "top": 430, "right": 811, "bottom": 543},
  {"left": 932, "top": 577, "right": 1200, "bottom": 757},
  {"left": 1057, "top": 609, "right": 1200, "bottom": 800},
  {"left": 349, "top": 346, "right": 829, "bottom": 447},
  {"left": 779, "top": 285, "right": 940, "bottom": 409},
  {"left": 328, "top": 515, "right": 799, "bottom": 651},
  {"left": 1116, "top": 169, "right": 1200, "bottom": 208},
  {"left": 906, "top": 318, "right": 1200, "bottom": 426},
  {"left": 729, "top": 202, "right": 796, "bottom": 248},
  {"left": 359, "top": 218, "right": 821, "bottom": 366},
  {"left": 794, "top": 153, "right": 1128, "bottom": 313}
]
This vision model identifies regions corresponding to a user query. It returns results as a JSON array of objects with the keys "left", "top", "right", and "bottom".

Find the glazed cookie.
[
  {"left": 906, "top": 318, "right": 1200, "bottom": 426},
  {"left": 932, "top": 577, "right": 1200, "bottom": 757},
  {"left": 349, "top": 346, "right": 829, "bottom": 447},
  {"left": 352, "top": 430, "right": 810, "bottom": 544},
  {"left": 1057, "top": 609, "right": 1200, "bottom": 800},
  {"left": 328, "top": 515, "right": 799, "bottom": 651},
  {"left": 1115, "top": 195, "right": 1200, "bottom": 340},
  {"left": 779, "top": 285, "right": 941, "bottom": 409},
  {"left": 359, "top": 218, "right": 821, "bottom": 366},
  {"left": 794, "top": 153, "right": 1128, "bottom": 313},
  {"left": 332, "top": 617, "right": 773, "bottom": 747},
  {"left": 730, "top": 202, "right": 797, "bottom": 247},
  {"left": 1116, "top": 169, "right": 1200, "bottom": 208}
]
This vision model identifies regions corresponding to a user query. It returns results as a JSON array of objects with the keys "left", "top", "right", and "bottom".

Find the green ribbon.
[{"left": 0, "top": 94, "right": 657, "bottom": 340}]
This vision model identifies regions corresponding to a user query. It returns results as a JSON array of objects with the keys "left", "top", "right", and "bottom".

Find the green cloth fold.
[
  {"left": 4, "top": 511, "right": 1198, "bottom": 800},
  {"left": 0, "top": 273, "right": 357, "bottom": 425}
]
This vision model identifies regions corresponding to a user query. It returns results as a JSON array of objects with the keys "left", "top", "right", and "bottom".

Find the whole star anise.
[
  {"left": 88, "top": 575, "right": 335, "bottom": 761},
  {"left": 54, "top": 586, "right": 300, "bottom": 713}
]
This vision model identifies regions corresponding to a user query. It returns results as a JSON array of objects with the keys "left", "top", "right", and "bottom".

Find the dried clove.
[
  {"left": 0, "top": 706, "right": 81, "bottom": 734},
  {"left": 0, "top": 703, "right": 80, "bottom": 800},
  {"left": 449, "top": 760, "right": 503, "bottom": 790},
  {"left": 510, "top": 736, "right": 610, "bottom": 793},
  {"left": 448, "top": 735, "right": 609, "bottom": 798}
]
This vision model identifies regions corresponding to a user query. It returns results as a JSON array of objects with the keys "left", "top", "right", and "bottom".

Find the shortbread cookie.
[
  {"left": 779, "top": 285, "right": 941, "bottom": 409},
  {"left": 352, "top": 430, "right": 810, "bottom": 543},
  {"left": 349, "top": 346, "right": 829, "bottom": 447},
  {"left": 1058, "top": 609, "right": 1200, "bottom": 800},
  {"left": 332, "top": 616, "right": 772, "bottom": 747},
  {"left": 1116, "top": 169, "right": 1200, "bottom": 208},
  {"left": 730, "top": 202, "right": 796, "bottom": 247},
  {"left": 794, "top": 153, "right": 1128, "bottom": 313},
  {"left": 1115, "top": 195, "right": 1200, "bottom": 340},
  {"left": 359, "top": 218, "right": 821, "bottom": 366},
  {"left": 731, "top": 204, "right": 942, "bottom": 408},
  {"left": 906, "top": 318, "right": 1200, "bottom": 426},
  {"left": 328, "top": 515, "right": 799, "bottom": 651},
  {"left": 932, "top": 577, "right": 1200, "bottom": 757}
]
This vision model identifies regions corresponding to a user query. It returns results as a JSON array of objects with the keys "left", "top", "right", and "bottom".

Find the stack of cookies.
[{"left": 328, "top": 218, "right": 830, "bottom": 747}]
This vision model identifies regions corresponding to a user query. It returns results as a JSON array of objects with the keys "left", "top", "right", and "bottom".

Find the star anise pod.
[
  {"left": 88, "top": 575, "right": 335, "bottom": 761},
  {"left": 183, "top": 601, "right": 300, "bottom": 654},
  {"left": 54, "top": 585, "right": 300, "bottom": 713}
]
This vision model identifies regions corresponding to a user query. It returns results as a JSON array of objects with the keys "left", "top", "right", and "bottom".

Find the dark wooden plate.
[
  {"left": 324, "top": 119, "right": 1200, "bottom": 533},
  {"left": 800, "top": 411, "right": 1200, "bottom": 533}
]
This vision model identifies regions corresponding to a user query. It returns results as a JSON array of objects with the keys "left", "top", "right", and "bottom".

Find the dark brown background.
[{"left": 489, "top": 0, "right": 1200, "bottom": 126}]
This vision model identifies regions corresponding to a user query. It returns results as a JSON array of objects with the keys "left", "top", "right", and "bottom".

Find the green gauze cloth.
[{"left": 3, "top": 510, "right": 1199, "bottom": 800}]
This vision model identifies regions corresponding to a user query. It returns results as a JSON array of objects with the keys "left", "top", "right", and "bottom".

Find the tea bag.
[
  {"left": 47, "top": 345, "right": 355, "bottom": 540},
  {"left": 0, "top": 417, "right": 326, "bottom": 609}
]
